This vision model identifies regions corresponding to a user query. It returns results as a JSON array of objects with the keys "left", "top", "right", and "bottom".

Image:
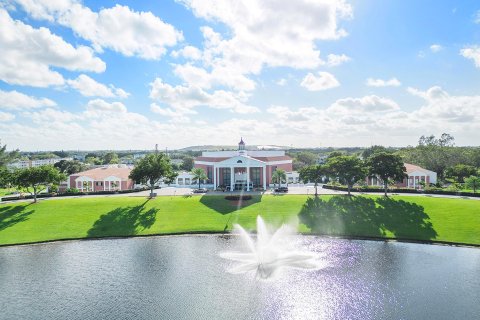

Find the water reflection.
[{"left": 0, "top": 236, "right": 479, "bottom": 319}]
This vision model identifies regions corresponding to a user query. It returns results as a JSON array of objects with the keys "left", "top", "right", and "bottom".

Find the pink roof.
[
  {"left": 404, "top": 163, "right": 433, "bottom": 174},
  {"left": 72, "top": 167, "right": 132, "bottom": 181}
]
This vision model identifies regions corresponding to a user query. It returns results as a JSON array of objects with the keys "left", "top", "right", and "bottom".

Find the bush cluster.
[{"left": 225, "top": 195, "right": 252, "bottom": 201}]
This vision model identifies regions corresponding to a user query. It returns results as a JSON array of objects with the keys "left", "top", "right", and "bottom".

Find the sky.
[{"left": 0, "top": 0, "right": 480, "bottom": 151}]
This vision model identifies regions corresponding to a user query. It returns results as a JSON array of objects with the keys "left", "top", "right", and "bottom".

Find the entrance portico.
[{"left": 213, "top": 155, "right": 267, "bottom": 191}]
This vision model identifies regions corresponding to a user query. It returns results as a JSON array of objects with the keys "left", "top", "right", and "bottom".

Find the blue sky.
[{"left": 0, "top": 0, "right": 479, "bottom": 151}]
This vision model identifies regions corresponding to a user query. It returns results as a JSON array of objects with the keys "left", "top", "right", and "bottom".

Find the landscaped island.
[{"left": 0, "top": 195, "right": 478, "bottom": 246}]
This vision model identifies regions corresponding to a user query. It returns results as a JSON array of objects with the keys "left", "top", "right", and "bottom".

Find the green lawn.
[
  {"left": 0, "top": 188, "right": 17, "bottom": 197},
  {"left": 0, "top": 194, "right": 479, "bottom": 246}
]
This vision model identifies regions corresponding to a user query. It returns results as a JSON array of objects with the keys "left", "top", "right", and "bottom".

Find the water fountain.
[{"left": 220, "top": 216, "right": 324, "bottom": 279}]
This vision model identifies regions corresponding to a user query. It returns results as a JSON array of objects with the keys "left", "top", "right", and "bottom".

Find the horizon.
[{"left": 1, "top": 1, "right": 480, "bottom": 150}]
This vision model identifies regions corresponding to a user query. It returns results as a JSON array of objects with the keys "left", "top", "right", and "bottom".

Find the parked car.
[
  {"left": 193, "top": 188, "right": 208, "bottom": 193},
  {"left": 274, "top": 187, "right": 289, "bottom": 193}
]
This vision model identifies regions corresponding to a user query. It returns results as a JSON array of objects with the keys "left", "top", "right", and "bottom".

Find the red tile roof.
[
  {"left": 404, "top": 163, "right": 434, "bottom": 174},
  {"left": 72, "top": 167, "right": 132, "bottom": 181}
]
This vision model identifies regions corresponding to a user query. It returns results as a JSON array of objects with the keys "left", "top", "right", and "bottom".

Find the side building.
[
  {"left": 193, "top": 138, "right": 293, "bottom": 191},
  {"left": 60, "top": 165, "right": 134, "bottom": 192},
  {"left": 366, "top": 163, "right": 437, "bottom": 189}
]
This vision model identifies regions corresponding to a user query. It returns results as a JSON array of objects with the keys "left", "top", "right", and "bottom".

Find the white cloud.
[
  {"left": 0, "top": 8, "right": 105, "bottom": 87},
  {"left": 173, "top": 63, "right": 256, "bottom": 91},
  {"left": 149, "top": 78, "right": 259, "bottom": 114},
  {"left": 366, "top": 77, "right": 401, "bottom": 87},
  {"left": 171, "top": 0, "right": 352, "bottom": 91},
  {"left": 85, "top": 99, "right": 127, "bottom": 114},
  {"left": 0, "top": 90, "right": 56, "bottom": 110},
  {"left": 474, "top": 10, "right": 480, "bottom": 24},
  {"left": 460, "top": 46, "right": 480, "bottom": 68},
  {"left": 4, "top": 88, "right": 480, "bottom": 150},
  {"left": 276, "top": 78, "right": 287, "bottom": 86},
  {"left": 171, "top": 45, "right": 202, "bottom": 60},
  {"left": 67, "top": 74, "right": 130, "bottom": 98},
  {"left": 326, "top": 53, "right": 351, "bottom": 66},
  {"left": 0, "top": 111, "right": 15, "bottom": 121},
  {"left": 407, "top": 86, "right": 449, "bottom": 100},
  {"left": 23, "top": 108, "right": 79, "bottom": 123},
  {"left": 301, "top": 71, "right": 340, "bottom": 91},
  {"left": 329, "top": 95, "right": 399, "bottom": 113},
  {"left": 430, "top": 44, "right": 443, "bottom": 53},
  {"left": 13, "top": 1, "right": 183, "bottom": 59},
  {"left": 409, "top": 86, "right": 480, "bottom": 123}
]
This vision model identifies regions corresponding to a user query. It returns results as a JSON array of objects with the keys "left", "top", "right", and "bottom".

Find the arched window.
[{"left": 237, "top": 160, "right": 243, "bottom": 163}]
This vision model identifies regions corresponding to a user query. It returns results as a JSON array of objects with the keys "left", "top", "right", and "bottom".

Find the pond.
[{"left": 0, "top": 236, "right": 479, "bottom": 319}]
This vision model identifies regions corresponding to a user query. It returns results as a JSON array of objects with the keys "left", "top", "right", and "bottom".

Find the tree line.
[{"left": 298, "top": 152, "right": 406, "bottom": 197}]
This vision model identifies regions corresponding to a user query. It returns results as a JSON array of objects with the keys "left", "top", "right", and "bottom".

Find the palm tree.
[
  {"left": 271, "top": 169, "right": 286, "bottom": 189},
  {"left": 191, "top": 168, "right": 208, "bottom": 189}
]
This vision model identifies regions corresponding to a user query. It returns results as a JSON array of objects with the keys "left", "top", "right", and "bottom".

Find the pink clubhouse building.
[
  {"left": 194, "top": 138, "right": 293, "bottom": 191},
  {"left": 60, "top": 166, "right": 134, "bottom": 192}
]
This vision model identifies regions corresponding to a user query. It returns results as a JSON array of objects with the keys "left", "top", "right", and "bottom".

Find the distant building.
[
  {"left": 133, "top": 153, "right": 148, "bottom": 160},
  {"left": 175, "top": 171, "right": 195, "bottom": 186},
  {"left": 8, "top": 157, "right": 72, "bottom": 169},
  {"left": 194, "top": 138, "right": 293, "bottom": 190},
  {"left": 366, "top": 163, "right": 437, "bottom": 189},
  {"left": 60, "top": 165, "right": 134, "bottom": 192}
]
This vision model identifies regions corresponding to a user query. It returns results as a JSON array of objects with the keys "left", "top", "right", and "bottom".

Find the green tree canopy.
[
  {"left": 54, "top": 160, "right": 86, "bottom": 175},
  {"left": 129, "top": 153, "right": 176, "bottom": 197},
  {"left": 367, "top": 152, "right": 406, "bottom": 196},
  {"left": 299, "top": 164, "right": 326, "bottom": 196},
  {"left": 399, "top": 133, "right": 456, "bottom": 181},
  {"left": 327, "top": 155, "right": 367, "bottom": 195},
  {"left": 465, "top": 176, "right": 480, "bottom": 193},
  {"left": 85, "top": 156, "right": 102, "bottom": 165},
  {"left": 13, "top": 165, "right": 66, "bottom": 202},
  {"left": 361, "top": 145, "right": 390, "bottom": 159},
  {"left": 191, "top": 167, "right": 208, "bottom": 189},
  {"left": 327, "top": 151, "right": 345, "bottom": 160},
  {"left": 0, "top": 140, "right": 19, "bottom": 168},
  {"left": 445, "top": 164, "right": 477, "bottom": 183},
  {"left": 181, "top": 156, "right": 194, "bottom": 171},
  {"left": 103, "top": 152, "right": 119, "bottom": 164}
]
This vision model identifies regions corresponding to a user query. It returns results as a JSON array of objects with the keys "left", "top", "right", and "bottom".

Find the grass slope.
[{"left": 0, "top": 195, "right": 478, "bottom": 246}]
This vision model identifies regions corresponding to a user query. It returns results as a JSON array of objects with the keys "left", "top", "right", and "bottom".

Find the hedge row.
[
  {"left": 1, "top": 188, "right": 149, "bottom": 202},
  {"left": 225, "top": 195, "right": 252, "bottom": 201},
  {"left": 322, "top": 185, "right": 480, "bottom": 197}
]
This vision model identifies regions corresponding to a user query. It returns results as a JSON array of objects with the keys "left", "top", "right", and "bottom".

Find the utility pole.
[{"left": 155, "top": 144, "right": 158, "bottom": 154}]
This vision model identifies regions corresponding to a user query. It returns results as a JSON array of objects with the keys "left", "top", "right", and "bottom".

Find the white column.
[
  {"left": 246, "top": 166, "right": 250, "bottom": 191},
  {"left": 103, "top": 180, "right": 106, "bottom": 191},
  {"left": 213, "top": 165, "right": 217, "bottom": 190},
  {"left": 230, "top": 166, "right": 234, "bottom": 191},
  {"left": 263, "top": 165, "right": 267, "bottom": 190},
  {"left": 118, "top": 180, "right": 122, "bottom": 191},
  {"left": 407, "top": 176, "right": 410, "bottom": 188},
  {"left": 413, "top": 176, "right": 416, "bottom": 189}
]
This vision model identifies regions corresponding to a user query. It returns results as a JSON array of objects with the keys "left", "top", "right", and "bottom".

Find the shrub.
[{"left": 225, "top": 195, "right": 252, "bottom": 201}]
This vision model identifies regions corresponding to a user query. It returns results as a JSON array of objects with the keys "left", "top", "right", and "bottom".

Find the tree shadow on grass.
[
  {"left": 199, "top": 194, "right": 262, "bottom": 215},
  {"left": 299, "top": 196, "right": 437, "bottom": 240},
  {"left": 87, "top": 200, "right": 158, "bottom": 238},
  {"left": 0, "top": 204, "right": 34, "bottom": 231}
]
